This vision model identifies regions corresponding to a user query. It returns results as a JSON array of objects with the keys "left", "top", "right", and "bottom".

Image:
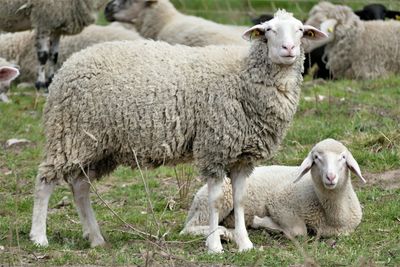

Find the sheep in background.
[
  {"left": 181, "top": 139, "right": 366, "bottom": 239},
  {"left": 0, "top": 58, "right": 19, "bottom": 103},
  {"left": 104, "top": 0, "right": 248, "bottom": 46},
  {"left": 0, "top": 0, "right": 100, "bottom": 90},
  {"left": 305, "top": 1, "right": 400, "bottom": 80},
  {"left": 29, "top": 11, "right": 326, "bottom": 252},
  {"left": 0, "top": 23, "right": 142, "bottom": 85},
  {"left": 354, "top": 4, "right": 400, "bottom": 21}
]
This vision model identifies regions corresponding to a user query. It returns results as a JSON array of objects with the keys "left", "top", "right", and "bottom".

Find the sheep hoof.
[
  {"left": 206, "top": 235, "right": 223, "bottom": 253},
  {"left": 30, "top": 234, "right": 49, "bottom": 247},
  {"left": 236, "top": 234, "right": 253, "bottom": 252},
  {"left": 90, "top": 236, "right": 106, "bottom": 248}
]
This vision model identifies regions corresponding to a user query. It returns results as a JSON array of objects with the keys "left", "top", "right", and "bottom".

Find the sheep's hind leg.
[
  {"left": 35, "top": 31, "right": 50, "bottom": 91},
  {"left": 46, "top": 33, "right": 60, "bottom": 87},
  {"left": 71, "top": 176, "right": 105, "bottom": 247},
  {"left": 30, "top": 175, "right": 56, "bottom": 246},
  {"left": 181, "top": 225, "right": 234, "bottom": 241},
  {"left": 206, "top": 177, "right": 224, "bottom": 253},
  {"left": 252, "top": 215, "right": 283, "bottom": 232},
  {"left": 231, "top": 167, "right": 253, "bottom": 251}
]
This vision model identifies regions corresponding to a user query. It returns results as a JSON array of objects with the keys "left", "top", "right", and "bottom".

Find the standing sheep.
[
  {"left": 104, "top": 0, "right": 248, "bottom": 46},
  {"left": 29, "top": 10, "right": 326, "bottom": 252},
  {"left": 0, "top": 23, "right": 143, "bottom": 85},
  {"left": 305, "top": 1, "right": 400, "bottom": 79},
  {"left": 0, "top": 0, "right": 99, "bottom": 90},
  {"left": 0, "top": 58, "right": 19, "bottom": 102},
  {"left": 181, "top": 139, "right": 366, "bottom": 239}
]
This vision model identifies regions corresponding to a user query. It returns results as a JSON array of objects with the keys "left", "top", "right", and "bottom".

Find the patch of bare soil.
[{"left": 358, "top": 169, "right": 400, "bottom": 190}]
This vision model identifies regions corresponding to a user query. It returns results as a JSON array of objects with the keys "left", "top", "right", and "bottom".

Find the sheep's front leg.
[
  {"left": 71, "top": 177, "right": 105, "bottom": 247},
  {"left": 35, "top": 31, "right": 50, "bottom": 91},
  {"left": 30, "top": 176, "right": 56, "bottom": 246},
  {"left": 231, "top": 168, "right": 253, "bottom": 251},
  {"left": 206, "top": 177, "right": 224, "bottom": 253},
  {"left": 46, "top": 33, "right": 60, "bottom": 87}
]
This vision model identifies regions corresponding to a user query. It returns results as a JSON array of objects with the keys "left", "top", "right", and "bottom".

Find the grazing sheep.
[
  {"left": 0, "top": 23, "right": 142, "bottom": 84},
  {"left": 0, "top": 0, "right": 99, "bottom": 90},
  {"left": 104, "top": 0, "right": 248, "bottom": 46},
  {"left": 0, "top": 58, "right": 19, "bottom": 102},
  {"left": 181, "top": 139, "right": 366, "bottom": 239},
  {"left": 29, "top": 10, "right": 326, "bottom": 252},
  {"left": 305, "top": 1, "right": 400, "bottom": 79}
]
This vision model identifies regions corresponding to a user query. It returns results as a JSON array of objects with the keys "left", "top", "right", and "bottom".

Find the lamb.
[
  {"left": 29, "top": 10, "right": 326, "bottom": 253},
  {"left": 181, "top": 139, "right": 366, "bottom": 239},
  {"left": 104, "top": 0, "right": 248, "bottom": 46},
  {"left": 0, "top": 0, "right": 99, "bottom": 90},
  {"left": 0, "top": 23, "right": 142, "bottom": 84},
  {"left": 0, "top": 58, "right": 19, "bottom": 103},
  {"left": 305, "top": 1, "right": 400, "bottom": 79}
]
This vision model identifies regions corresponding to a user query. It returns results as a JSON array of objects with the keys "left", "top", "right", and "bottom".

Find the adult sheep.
[
  {"left": 0, "top": 0, "right": 100, "bottom": 90},
  {"left": 305, "top": 1, "right": 400, "bottom": 79},
  {"left": 0, "top": 58, "right": 19, "bottom": 102},
  {"left": 0, "top": 23, "right": 142, "bottom": 85},
  {"left": 104, "top": 0, "right": 248, "bottom": 46},
  {"left": 181, "top": 139, "right": 366, "bottom": 239},
  {"left": 29, "top": 10, "right": 326, "bottom": 253}
]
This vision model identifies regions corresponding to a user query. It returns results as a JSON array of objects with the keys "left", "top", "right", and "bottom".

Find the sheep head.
[
  {"left": 243, "top": 10, "right": 327, "bottom": 65},
  {"left": 104, "top": 0, "right": 158, "bottom": 22}
]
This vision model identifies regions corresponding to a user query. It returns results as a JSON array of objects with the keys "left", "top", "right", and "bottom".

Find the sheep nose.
[
  {"left": 282, "top": 44, "right": 295, "bottom": 52},
  {"left": 326, "top": 173, "right": 336, "bottom": 182}
]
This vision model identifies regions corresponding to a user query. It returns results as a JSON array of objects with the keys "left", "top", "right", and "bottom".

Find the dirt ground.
[{"left": 359, "top": 169, "right": 400, "bottom": 190}]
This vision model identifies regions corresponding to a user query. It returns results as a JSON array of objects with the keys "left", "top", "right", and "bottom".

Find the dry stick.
[{"left": 78, "top": 163, "right": 158, "bottom": 240}]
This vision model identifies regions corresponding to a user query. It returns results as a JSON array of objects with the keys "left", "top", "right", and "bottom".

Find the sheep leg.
[
  {"left": 35, "top": 31, "right": 50, "bottom": 91},
  {"left": 231, "top": 168, "right": 253, "bottom": 251},
  {"left": 30, "top": 176, "right": 56, "bottom": 246},
  {"left": 252, "top": 215, "right": 283, "bottom": 232},
  {"left": 180, "top": 225, "right": 234, "bottom": 241},
  {"left": 71, "top": 177, "right": 105, "bottom": 247},
  {"left": 206, "top": 177, "right": 224, "bottom": 253},
  {"left": 46, "top": 33, "right": 60, "bottom": 87}
]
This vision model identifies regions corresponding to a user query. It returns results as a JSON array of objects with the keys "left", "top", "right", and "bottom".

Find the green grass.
[{"left": 1, "top": 75, "right": 399, "bottom": 266}]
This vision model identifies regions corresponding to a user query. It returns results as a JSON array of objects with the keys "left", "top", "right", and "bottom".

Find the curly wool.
[
  {"left": 135, "top": 0, "right": 248, "bottom": 46},
  {"left": 38, "top": 39, "right": 303, "bottom": 184},
  {"left": 0, "top": 0, "right": 98, "bottom": 35},
  {"left": 0, "top": 24, "right": 142, "bottom": 83},
  {"left": 307, "top": 1, "right": 400, "bottom": 79}
]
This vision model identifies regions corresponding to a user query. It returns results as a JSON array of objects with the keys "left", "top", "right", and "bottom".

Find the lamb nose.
[
  {"left": 327, "top": 173, "right": 336, "bottom": 181},
  {"left": 282, "top": 44, "right": 295, "bottom": 51}
]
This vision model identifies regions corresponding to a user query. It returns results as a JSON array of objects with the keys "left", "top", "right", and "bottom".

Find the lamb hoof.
[
  {"left": 90, "top": 236, "right": 106, "bottom": 248},
  {"left": 236, "top": 234, "right": 253, "bottom": 252},
  {"left": 206, "top": 235, "right": 223, "bottom": 253},
  {"left": 30, "top": 234, "right": 49, "bottom": 247}
]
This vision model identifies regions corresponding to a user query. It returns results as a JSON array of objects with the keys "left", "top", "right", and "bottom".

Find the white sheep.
[
  {"left": 305, "top": 1, "right": 400, "bottom": 79},
  {"left": 29, "top": 10, "right": 326, "bottom": 252},
  {"left": 181, "top": 139, "right": 366, "bottom": 240},
  {"left": 0, "top": 58, "right": 19, "bottom": 103},
  {"left": 104, "top": 0, "right": 248, "bottom": 46},
  {"left": 0, "top": 0, "right": 99, "bottom": 90},
  {"left": 0, "top": 23, "right": 142, "bottom": 85}
]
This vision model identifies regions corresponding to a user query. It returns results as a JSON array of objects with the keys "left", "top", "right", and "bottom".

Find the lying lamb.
[
  {"left": 0, "top": 58, "right": 19, "bottom": 102},
  {"left": 29, "top": 10, "right": 326, "bottom": 253},
  {"left": 181, "top": 139, "right": 366, "bottom": 239},
  {"left": 0, "top": 0, "right": 99, "bottom": 90},
  {"left": 305, "top": 1, "right": 400, "bottom": 79},
  {"left": 104, "top": 0, "right": 248, "bottom": 46}
]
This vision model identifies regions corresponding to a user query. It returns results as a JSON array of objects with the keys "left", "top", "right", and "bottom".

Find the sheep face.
[
  {"left": 243, "top": 10, "right": 327, "bottom": 65},
  {"left": 104, "top": 0, "right": 155, "bottom": 22},
  {"left": 295, "top": 139, "right": 366, "bottom": 190}
]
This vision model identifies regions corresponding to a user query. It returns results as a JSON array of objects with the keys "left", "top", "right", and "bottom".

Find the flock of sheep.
[{"left": 0, "top": 0, "right": 399, "bottom": 255}]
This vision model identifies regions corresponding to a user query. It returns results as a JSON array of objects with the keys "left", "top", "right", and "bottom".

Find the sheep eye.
[
  {"left": 342, "top": 155, "right": 346, "bottom": 160},
  {"left": 314, "top": 155, "right": 319, "bottom": 160},
  {"left": 266, "top": 28, "right": 272, "bottom": 32}
]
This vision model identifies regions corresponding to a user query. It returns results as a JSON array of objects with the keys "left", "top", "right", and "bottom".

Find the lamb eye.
[
  {"left": 266, "top": 28, "right": 272, "bottom": 32},
  {"left": 342, "top": 155, "right": 346, "bottom": 159},
  {"left": 314, "top": 155, "right": 319, "bottom": 160}
]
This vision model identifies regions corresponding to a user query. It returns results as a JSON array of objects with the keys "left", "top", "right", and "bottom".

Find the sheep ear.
[
  {"left": 386, "top": 10, "right": 400, "bottom": 20},
  {"left": 346, "top": 151, "right": 366, "bottom": 184},
  {"left": 145, "top": 0, "right": 158, "bottom": 6},
  {"left": 0, "top": 66, "right": 19, "bottom": 83},
  {"left": 294, "top": 152, "right": 314, "bottom": 183},
  {"left": 302, "top": 25, "right": 327, "bottom": 40},
  {"left": 242, "top": 25, "right": 265, "bottom": 41}
]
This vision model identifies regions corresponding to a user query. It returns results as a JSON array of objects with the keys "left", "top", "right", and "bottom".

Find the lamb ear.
[
  {"left": 0, "top": 66, "right": 19, "bottom": 83},
  {"left": 294, "top": 152, "right": 314, "bottom": 183},
  {"left": 302, "top": 25, "right": 327, "bottom": 40},
  {"left": 242, "top": 25, "right": 266, "bottom": 41},
  {"left": 346, "top": 150, "right": 366, "bottom": 184}
]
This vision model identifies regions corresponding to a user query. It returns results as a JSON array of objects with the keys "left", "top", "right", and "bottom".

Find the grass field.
[{"left": 1, "top": 1, "right": 400, "bottom": 266}]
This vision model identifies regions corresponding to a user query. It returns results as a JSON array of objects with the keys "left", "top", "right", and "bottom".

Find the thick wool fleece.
[
  {"left": 183, "top": 164, "right": 362, "bottom": 237},
  {"left": 307, "top": 2, "right": 400, "bottom": 79},
  {"left": 0, "top": 24, "right": 142, "bottom": 83},
  {"left": 135, "top": 0, "right": 247, "bottom": 46},
  {"left": 39, "top": 39, "right": 303, "bottom": 185}
]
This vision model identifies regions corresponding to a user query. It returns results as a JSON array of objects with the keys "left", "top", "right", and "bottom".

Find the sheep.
[
  {"left": 0, "top": 23, "right": 142, "bottom": 84},
  {"left": 305, "top": 1, "right": 400, "bottom": 79},
  {"left": 0, "top": 0, "right": 100, "bottom": 90},
  {"left": 29, "top": 10, "right": 326, "bottom": 252},
  {"left": 181, "top": 139, "right": 366, "bottom": 240},
  {"left": 354, "top": 4, "right": 400, "bottom": 21},
  {"left": 104, "top": 0, "right": 248, "bottom": 46},
  {"left": 0, "top": 58, "right": 19, "bottom": 103}
]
